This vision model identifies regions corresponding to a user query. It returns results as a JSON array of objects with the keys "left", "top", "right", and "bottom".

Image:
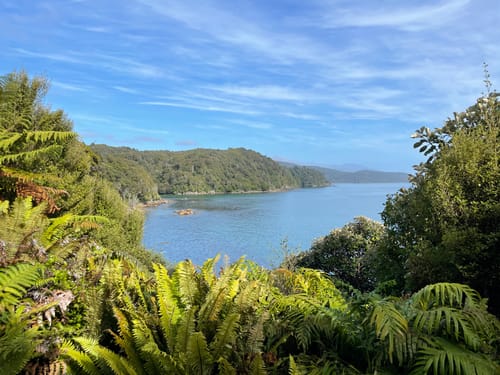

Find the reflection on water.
[{"left": 143, "top": 183, "right": 408, "bottom": 268}]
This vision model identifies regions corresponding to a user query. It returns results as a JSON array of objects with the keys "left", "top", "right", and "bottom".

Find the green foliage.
[
  {"left": 90, "top": 144, "right": 328, "bottom": 195},
  {"left": 378, "top": 92, "right": 500, "bottom": 314},
  {"left": 63, "top": 256, "right": 273, "bottom": 374},
  {"left": 289, "top": 217, "right": 385, "bottom": 291}
]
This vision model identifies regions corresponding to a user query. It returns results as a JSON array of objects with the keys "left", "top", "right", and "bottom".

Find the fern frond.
[
  {"left": 411, "top": 337, "right": 499, "bottom": 375},
  {"left": 369, "top": 297, "right": 408, "bottom": 365},
  {"left": 210, "top": 312, "right": 240, "bottom": 361},
  {"left": 249, "top": 354, "right": 267, "bottom": 375},
  {"left": 0, "top": 307, "right": 39, "bottom": 375},
  {"left": 60, "top": 339, "right": 102, "bottom": 375},
  {"left": 110, "top": 308, "right": 146, "bottom": 375},
  {"left": 217, "top": 357, "right": 237, "bottom": 375},
  {"left": 0, "top": 131, "right": 22, "bottom": 151},
  {"left": 200, "top": 254, "right": 221, "bottom": 287},
  {"left": 174, "top": 306, "right": 196, "bottom": 355},
  {"left": 412, "top": 283, "right": 480, "bottom": 310},
  {"left": 42, "top": 214, "right": 109, "bottom": 246},
  {"left": 24, "top": 130, "right": 75, "bottom": 143},
  {"left": 0, "top": 144, "right": 64, "bottom": 165},
  {"left": 0, "top": 263, "right": 40, "bottom": 308},
  {"left": 412, "top": 307, "right": 480, "bottom": 350},
  {"left": 173, "top": 260, "right": 198, "bottom": 307},
  {"left": 153, "top": 263, "right": 180, "bottom": 352},
  {"left": 73, "top": 337, "right": 138, "bottom": 375},
  {"left": 187, "top": 332, "right": 213, "bottom": 375}
]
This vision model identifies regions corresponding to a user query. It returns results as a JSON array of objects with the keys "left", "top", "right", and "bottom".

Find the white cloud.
[{"left": 319, "top": 0, "right": 471, "bottom": 31}]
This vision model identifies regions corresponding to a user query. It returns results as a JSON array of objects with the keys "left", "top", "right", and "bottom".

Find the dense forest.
[
  {"left": 90, "top": 144, "right": 329, "bottom": 199},
  {"left": 1, "top": 71, "right": 499, "bottom": 374}
]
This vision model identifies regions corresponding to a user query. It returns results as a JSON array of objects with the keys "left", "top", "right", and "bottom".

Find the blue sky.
[{"left": 2, "top": 0, "right": 499, "bottom": 172}]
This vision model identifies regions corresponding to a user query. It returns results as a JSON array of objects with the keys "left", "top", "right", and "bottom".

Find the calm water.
[{"left": 143, "top": 183, "right": 408, "bottom": 267}]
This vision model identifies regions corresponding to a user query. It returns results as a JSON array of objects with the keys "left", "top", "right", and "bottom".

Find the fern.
[
  {"left": 74, "top": 337, "right": 138, "bottom": 375},
  {"left": 153, "top": 263, "right": 181, "bottom": 352},
  {"left": 368, "top": 297, "right": 408, "bottom": 364},
  {"left": 174, "top": 306, "right": 196, "bottom": 355},
  {"left": 210, "top": 312, "right": 240, "bottom": 361},
  {"left": 0, "top": 307, "right": 39, "bottom": 375},
  {"left": 411, "top": 338, "right": 499, "bottom": 375},
  {"left": 187, "top": 332, "right": 213, "bottom": 375},
  {"left": 60, "top": 339, "right": 102, "bottom": 375},
  {"left": 0, "top": 263, "right": 41, "bottom": 308},
  {"left": 174, "top": 260, "right": 198, "bottom": 307},
  {"left": 42, "top": 213, "right": 110, "bottom": 247}
]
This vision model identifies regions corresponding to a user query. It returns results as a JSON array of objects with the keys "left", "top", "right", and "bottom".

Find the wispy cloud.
[
  {"left": 113, "top": 85, "right": 140, "bottom": 94},
  {"left": 13, "top": 48, "right": 164, "bottom": 79},
  {"left": 52, "top": 80, "right": 89, "bottom": 92},
  {"left": 208, "top": 85, "right": 309, "bottom": 102},
  {"left": 319, "top": 0, "right": 471, "bottom": 31},
  {"left": 227, "top": 119, "right": 273, "bottom": 130},
  {"left": 139, "top": 101, "right": 260, "bottom": 115}
]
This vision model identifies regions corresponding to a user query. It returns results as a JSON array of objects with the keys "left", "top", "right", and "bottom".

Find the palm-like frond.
[
  {"left": 368, "top": 297, "right": 409, "bottom": 364},
  {"left": 412, "top": 283, "right": 481, "bottom": 310},
  {"left": 410, "top": 338, "right": 500, "bottom": 375}
]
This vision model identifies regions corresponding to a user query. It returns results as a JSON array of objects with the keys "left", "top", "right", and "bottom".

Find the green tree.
[
  {"left": 288, "top": 217, "right": 385, "bottom": 291},
  {"left": 378, "top": 92, "right": 500, "bottom": 313},
  {"left": 0, "top": 72, "right": 75, "bottom": 212}
]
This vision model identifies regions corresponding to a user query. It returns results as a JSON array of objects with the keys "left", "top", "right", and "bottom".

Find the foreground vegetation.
[{"left": 1, "top": 71, "right": 499, "bottom": 374}]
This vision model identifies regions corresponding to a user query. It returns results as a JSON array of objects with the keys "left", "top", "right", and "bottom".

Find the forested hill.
[
  {"left": 90, "top": 144, "right": 329, "bottom": 197},
  {"left": 278, "top": 162, "right": 408, "bottom": 183},
  {"left": 312, "top": 166, "right": 409, "bottom": 183}
]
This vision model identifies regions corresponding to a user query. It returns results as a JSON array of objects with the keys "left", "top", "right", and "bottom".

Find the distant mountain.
[
  {"left": 278, "top": 162, "right": 409, "bottom": 183},
  {"left": 90, "top": 145, "right": 329, "bottom": 198},
  {"left": 309, "top": 166, "right": 409, "bottom": 183}
]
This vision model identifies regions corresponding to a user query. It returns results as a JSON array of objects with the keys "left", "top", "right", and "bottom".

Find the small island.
[{"left": 175, "top": 208, "right": 194, "bottom": 216}]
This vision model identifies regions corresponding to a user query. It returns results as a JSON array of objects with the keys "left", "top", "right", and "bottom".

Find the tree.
[
  {"left": 377, "top": 91, "right": 500, "bottom": 314},
  {"left": 288, "top": 217, "right": 385, "bottom": 291},
  {"left": 0, "top": 71, "right": 75, "bottom": 212}
]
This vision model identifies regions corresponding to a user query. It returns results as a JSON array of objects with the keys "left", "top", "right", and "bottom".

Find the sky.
[{"left": 2, "top": 0, "right": 499, "bottom": 172}]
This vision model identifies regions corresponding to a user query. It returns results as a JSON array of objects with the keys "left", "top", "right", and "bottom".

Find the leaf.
[{"left": 187, "top": 332, "right": 213, "bottom": 375}]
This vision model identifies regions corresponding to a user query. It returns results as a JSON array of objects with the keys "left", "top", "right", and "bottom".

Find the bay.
[{"left": 143, "top": 183, "right": 408, "bottom": 267}]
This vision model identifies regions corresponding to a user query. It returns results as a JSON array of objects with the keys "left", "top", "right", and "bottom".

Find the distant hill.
[
  {"left": 278, "top": 162, "right": 409, "bottom": 183},
  {"left": 90, "top": 145, "right": 329, "bottom": 198},
  {"left": 310, "top": 166, "right": 409, "bottom": 183}
]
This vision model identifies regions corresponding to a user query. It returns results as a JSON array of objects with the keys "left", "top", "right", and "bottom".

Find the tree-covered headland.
[
  {"left": 1, "top": 71, "right": 499, "bottom": 374},
  {"left": 90, "top": 144, "right": 330, "bottom": 198}
]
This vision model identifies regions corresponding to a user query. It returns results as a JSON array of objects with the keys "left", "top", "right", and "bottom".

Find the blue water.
[{"left": 143, "top": 183, "right": 408, "bottom": 267}]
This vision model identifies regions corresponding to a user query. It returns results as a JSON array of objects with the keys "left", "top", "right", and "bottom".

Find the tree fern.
[{"left": 368, "top": 297, "right": 409, "bottom": 365}]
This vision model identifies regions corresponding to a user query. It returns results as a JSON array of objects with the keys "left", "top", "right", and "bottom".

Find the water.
[{"left": 143, "top": 183, "right": 408, "bottom": 267}]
